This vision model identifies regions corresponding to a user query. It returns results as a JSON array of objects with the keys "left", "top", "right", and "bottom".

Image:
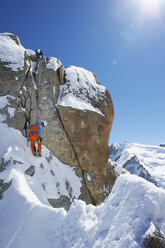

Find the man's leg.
[
  {"left": 30, "top": 140, "right": 36, "bottom": 156},
  {"left": 36, "top": 140, "right": 42, "bottom": 156}
]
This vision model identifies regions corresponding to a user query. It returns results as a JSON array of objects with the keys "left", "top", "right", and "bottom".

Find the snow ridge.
[{"left": 1, "top": 170, "right": 165, "bottom": 248}]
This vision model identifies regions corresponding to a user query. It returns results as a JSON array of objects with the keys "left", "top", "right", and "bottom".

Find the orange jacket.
[{"left": 27, "top": 122, "right": 42, "bottom": 141}]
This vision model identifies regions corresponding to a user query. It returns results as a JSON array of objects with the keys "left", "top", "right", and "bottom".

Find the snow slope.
[
  {"left": 110, "top": 142, "right": 165, "bottom": 189},
  {"left": 0, "top": 124, "right": 165, "bottom": 247},
  {"left": 0, "top": 123, "right": 82, "bottom": 206},
  {"left": 1, "top": 168, "right": 165, "bottom": 248}
]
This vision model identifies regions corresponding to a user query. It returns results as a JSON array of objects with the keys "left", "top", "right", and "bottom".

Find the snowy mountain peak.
[{"left": 110, "top": 142, "right": 165, "bottom": 188}]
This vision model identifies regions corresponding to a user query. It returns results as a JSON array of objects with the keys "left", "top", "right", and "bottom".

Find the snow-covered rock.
[
  {"left": 0, "top": 33, "right": 24, "bottom": 71},
  {"left": 143, "top": 222, "right": 165, "bottom": 248},
  {"left": 58, "top": 66, "right": 108, "bottom": 116},
  {"left": 58, "top": 66, "right": 114, "bottom": 204},
  {"left": 0, "top": 32, "right": 115, "bottom": 206},
  {"left": 123, "top": 155, "right": 157, "bottom": 185}
]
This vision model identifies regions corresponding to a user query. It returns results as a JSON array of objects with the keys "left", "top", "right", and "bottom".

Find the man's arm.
[
  {"left": 37, "top": 123, "right": 43, "bottom": 141},
  {"left": 26, "top": 124, "right": 33, "bottom": 130}
]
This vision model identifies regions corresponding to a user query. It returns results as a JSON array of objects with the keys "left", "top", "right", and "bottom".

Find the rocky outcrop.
[
  {"left": 0, "top": 33, "right": 28, "bottom": 131},
  {"left": 25, "top": 165, "right": 35, "bottom": 177},
  {"left": 143, "top": 222, "right": 165, "bottom": 248},
  {"left": 58, "top": 66, "right": 114, "bottom": 204},
  {"left": 0, "top": 179, "right": 12, "bottom": 200},
  {"left": 57, "top": 106, "right": 113, "bottom": 204},
  {"left": 0, "top": 33, "right": 114, "bottom": 208}
]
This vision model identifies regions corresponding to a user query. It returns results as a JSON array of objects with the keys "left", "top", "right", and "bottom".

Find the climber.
[
  {"left": 35, "top": 49, "right": 43, "bottom": 59},
  {"left": 26, "top": 121, "right": 47, "bottom": 157}
]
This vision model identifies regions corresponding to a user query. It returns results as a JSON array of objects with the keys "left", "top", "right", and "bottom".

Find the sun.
[
  {"left": 144, "top": 0, "right": 158, "bottom": 5},
  {"left": 142, "top": 0, "right": 161, "bottom": 18},
  {"left": 144, "top": 0, "right": 159, "bottom": 7}
]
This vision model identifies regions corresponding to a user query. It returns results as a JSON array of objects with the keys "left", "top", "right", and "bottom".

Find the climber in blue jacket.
[
  {"left": 27, "top": 121, "right": 47, "bottom": 157},
  {"left": 35, "top": 49, "right": 43, "bottom": 59}
]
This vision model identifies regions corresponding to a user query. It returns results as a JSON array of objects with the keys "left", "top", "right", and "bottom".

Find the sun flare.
[
  {"left": 142, "top": 0, "right": 161, "bottom": 18},
  {"left": 144, "top": 0, "right": 158, "bottom": 5}
]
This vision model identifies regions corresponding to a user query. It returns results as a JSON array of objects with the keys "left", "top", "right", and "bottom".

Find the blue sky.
[{"left": 1, "top": 0, "right": 165, "bottom": 145}]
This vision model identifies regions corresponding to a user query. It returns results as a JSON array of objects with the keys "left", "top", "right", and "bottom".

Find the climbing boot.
[
  {"left": 37, "top": 152, "right": 41, "bottom": 157},
  {"left": 33, "top": 151, "right": 36, "bottom": 156}
]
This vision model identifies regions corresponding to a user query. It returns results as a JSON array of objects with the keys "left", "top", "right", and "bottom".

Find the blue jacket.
[{"left": 35, "top": 49, "right": 43, "bottom": 59}]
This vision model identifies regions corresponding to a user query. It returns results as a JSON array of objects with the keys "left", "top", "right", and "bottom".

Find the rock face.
[
  {"left": 0, "top": 33, "right": 28, "bottom": 131},
  {"left": 58, "top": 66, "right": 114, "bottom": 204},
  {"left": 143, "top": 222, "right": 165, "bottom": 248},
  {"left": 0, "top": 33, "right": 114, "bottom": 207},
  {"left": 144, "top": 229, "right": 165, "bottom": 248}
]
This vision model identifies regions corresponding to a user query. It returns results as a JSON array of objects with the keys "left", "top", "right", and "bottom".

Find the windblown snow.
[{"left": 0, "top": 123, "right": 165, "bottom": 247}]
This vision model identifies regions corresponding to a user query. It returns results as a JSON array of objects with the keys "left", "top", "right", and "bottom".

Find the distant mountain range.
[{"left": 110, "top": 142, "right": 165, "bottom": 189}]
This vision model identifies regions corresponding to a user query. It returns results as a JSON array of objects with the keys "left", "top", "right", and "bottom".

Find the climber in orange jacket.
[{"left": 27, "top": 121, "right": 47, "bottom": 157}]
